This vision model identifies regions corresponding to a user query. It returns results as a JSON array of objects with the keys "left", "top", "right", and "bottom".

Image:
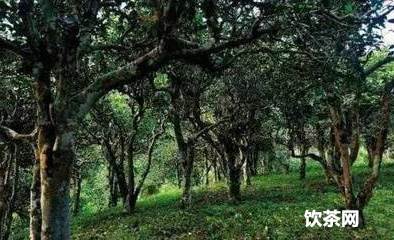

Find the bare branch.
[{"left": 0, "top": 126, "right": 37, "bottom": 142}]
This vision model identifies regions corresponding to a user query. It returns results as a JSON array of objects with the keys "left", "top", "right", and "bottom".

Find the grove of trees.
[{"left": 1, "top": 0, "right": 394, "bottom": 239}]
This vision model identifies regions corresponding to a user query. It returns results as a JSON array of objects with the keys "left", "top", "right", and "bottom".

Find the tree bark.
[
  {"left": 365, "top": 136, "right": 376, "bottom": 168},
  {"left": 228, "top": 164, "right": 241, "bottom": 201},
  {"left": 30, "top": 159, "right": 41, "bottom": 240},
  {"left": 300, "top": 156, "right": 306, "bottom": 180},
  {"left": 223, "top": 140, "right": 242, "bottom": 202},
  {"left": 204, "top": 150, "right": 210, "bottom": 186},
  {"left": 124, "top": 142, "right": 136, "bottom": 213},
  {"left": 299, "top": 145, "right": 308, "bottom": 180},
  {"left": 355, "top": 83, "right": 392, "bottom": 210},
  {"left": 108, "top": 167, "right": 118, "bottom": 207},
  {"left": 181, "top": 143, "right": 195, "bottom": 206},
  {"left": 103, "top": 143, "right": 128, "bottom": 201},
  {"left": 0, "top": 144, "right": 17, "bottom": 240},
  {"left": 329, "top": 104, "right": 355, "bottom": 208},
  {"left": 124, "top": 119, "right": 165, "bottom": 212},
  {"left": 243, "top": 149, "right": 252, "bottom": 185},
  {"left": 125, "top": 193, "right": 138, "bottom": 213},
  {"left": 171, "top": 109, "right": 194, "bottom": 206},
  {"left": 39, "top": 127, "right": 74, "bottom": 240},
  {"left": 108, "top": 166, "right": 114, "bottom": 207}
]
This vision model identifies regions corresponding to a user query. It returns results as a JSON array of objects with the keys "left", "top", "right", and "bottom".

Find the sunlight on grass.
[{"left": 67, "top": 162, "right": 394, "bottom": 240}]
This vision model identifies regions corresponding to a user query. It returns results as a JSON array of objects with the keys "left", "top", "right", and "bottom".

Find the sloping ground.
[{"left": 72, "top": 164, "right": 394, "bottom": 240}]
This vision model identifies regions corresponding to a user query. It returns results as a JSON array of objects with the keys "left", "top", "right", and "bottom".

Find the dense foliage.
[{"left": 1, "top": 0, "right": 394, "bottom": 239}]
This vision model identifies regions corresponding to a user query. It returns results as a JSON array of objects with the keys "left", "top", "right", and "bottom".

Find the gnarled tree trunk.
[{"left": 39, "top": 127, "right": 74, "bottom": 240}]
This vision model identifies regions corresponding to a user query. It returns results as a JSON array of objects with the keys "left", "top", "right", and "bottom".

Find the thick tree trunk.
[
  {"left": 300, "top": 157, "right": 306, "bottom": 180},
  {"left": 39, "top": 128, "right": 74, "bottom": 240},
  {"left": 171, "top": 111, "right": 195, "bottom": 206},
  {"left": 108, "top": 167, "right": 119, "bottom": 207},
  {"left": 329, "top": 105, "right": 355, "bottom": 208},
  {"left": 107, "top": 167, "right": 115, "bottom": 207},
  {"left": 125, "top": 193, "right": 138, "bottom": 213},
  {"left": 226, "top": 145, "right": 242, "bottom": 201},
  {"left": 299, "top": 146, "right": 308, "bottom": 180},
  {"left": 124, "top": 192, "right": 135, "bottom": 213},
  {"left": 181, "top": 143, "right": 195, "bottom": 206},
  {"left": 228, "top": 164, "right": 241, "bottom": 201},
  {"left": 30, "top": 159, "right": 41, "bottom": 240},
  {"left": 243, "top": 150, "right": 252, "bottom": 185}
]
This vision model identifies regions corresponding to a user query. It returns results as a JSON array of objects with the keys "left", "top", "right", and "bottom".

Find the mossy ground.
[{"left": 68, "top": 162, "right": 394, "bottom": 240}]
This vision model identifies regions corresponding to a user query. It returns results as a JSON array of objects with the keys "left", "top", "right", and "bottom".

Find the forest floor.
[{"left": 70, "top": 162, "right": 394, "bottom": 240}]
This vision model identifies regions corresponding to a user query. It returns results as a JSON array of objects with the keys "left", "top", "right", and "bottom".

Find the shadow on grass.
[{"left": 72, "top": 163, "right": 394, "bottom": 239}]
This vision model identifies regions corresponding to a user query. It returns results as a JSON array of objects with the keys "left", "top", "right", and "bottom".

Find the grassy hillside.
[{"left": 69, "top": 163, "right": 394, "bottom": 240}]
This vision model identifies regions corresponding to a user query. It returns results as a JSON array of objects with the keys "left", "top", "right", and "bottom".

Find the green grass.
[{"left": 70, "top": 162, "right": 394, "bottom": 240}]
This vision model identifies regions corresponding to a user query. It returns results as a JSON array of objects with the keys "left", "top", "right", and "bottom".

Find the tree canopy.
[{"left": 1, "top": 0, "right": 394, "bottom": 239}]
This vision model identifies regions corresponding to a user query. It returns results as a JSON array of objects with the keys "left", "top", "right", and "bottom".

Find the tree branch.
[
  {"left": 290, "top": 148, "right": 326, "bottom": 166},
  {"left": 189, "top": 117, "right": 230, "bottom": 142},
  {"left": 0, "top": 38, "right": 30, "bottom": 58},
  {"left": 135, "top": 118, "right": 166, "bottom": 194},
  {"left": 69, "top": 46, "right": 165, "bottom": 120},
  {"left": 70, "top": 14, "right": 273, "bottom": 121},
  {"left": 0, "top": 126, "right": 37, "bottom": 142},
  {"left": 364, "top": 55, "right": 394, "bottom": 77}
]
